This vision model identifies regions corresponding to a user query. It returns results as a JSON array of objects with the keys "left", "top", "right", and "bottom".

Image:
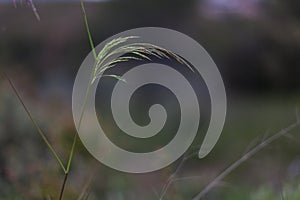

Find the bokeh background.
[{"left": 0, "top": 0, "right": 300, "bottom": 199}]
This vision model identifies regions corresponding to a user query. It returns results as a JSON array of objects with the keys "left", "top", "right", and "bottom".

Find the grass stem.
[
  {"left": 2, "top": 72, "right": 67, "bottom": 173},
  {"left": 59, "top": 1, "right": 98, "bottom": 198},
  {"left": 192, "top": 120, "right": 300, "bottom": 200},
  {"left": 59, "top": 173, "right": 69, "bottom": 200},
  {"left": 80, "top": 0, "right": 97, "bottom": 60}
]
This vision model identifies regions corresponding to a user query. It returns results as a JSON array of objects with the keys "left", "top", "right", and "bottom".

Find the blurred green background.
[{"left": 0, "top": 0, "right": 300, "bottom": 199}]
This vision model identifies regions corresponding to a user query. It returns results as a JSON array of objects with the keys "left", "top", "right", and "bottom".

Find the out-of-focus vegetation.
[{"left": 0, "top": 0, "right": 300, "bottom": 199}]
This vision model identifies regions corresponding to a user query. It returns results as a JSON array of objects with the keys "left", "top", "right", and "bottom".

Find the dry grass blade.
[
  {"left": 14, "top": 0, "right": 40, "bottom": 20},
  {"left": 77, "top": 165, "right": 98, "bottom": 200},
  {"left": 192, "top": 118, "right": 300, "bottom": 200}
]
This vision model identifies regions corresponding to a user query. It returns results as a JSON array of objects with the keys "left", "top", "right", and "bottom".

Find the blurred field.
[{"left": 0, "top": 0, "right": 300, "bottom": 199}]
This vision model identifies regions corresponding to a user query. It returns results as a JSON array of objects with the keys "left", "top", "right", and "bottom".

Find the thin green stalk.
[
  {"left": 65, "top": 0, "right": 97, "bottom": 174},
  {"left": 66, "top": 135, "right": 77, "bottom": 173},
  {"left": 66, "top": 67, "right": 94, "bottom": 173},
  {"left": 2, "top": 72, "right": 67, "bottom": 173},
  {"left": 61, "top": 52, "right": 97, "bottom": 200},
  {"left": 80, "top": 0, "right": 97, "bottom": 60},
  {"left": 66, "top": 0, "right": 97, "bottom": 171},
  {"left": 59, "top": 1, "right": 98, "bottom": 199}
]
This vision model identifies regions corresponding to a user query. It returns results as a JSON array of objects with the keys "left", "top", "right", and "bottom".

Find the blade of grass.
[
  {"left": 26, "top": 0, "right": 40, "bottom": 21},
  {"left": 59, "top": 1, "right": 98, "bottom": 199},
  {"left": 58, "top": 172, "right": 69, "bottom": 200},
  {"left": 14, "top": 0, "right": 40, "bottom": 21},
  {"left": 192, "top": 117, "right": 300, "bottom": 200},
  {"left": 64, "top": 0, "right": 96, "bottom": 176},
  {"left": 80, "top": 0, "right": 97, "bottom": 60},
  {"left": 77, "top": 164, "right": 98, "bottom": 200},
  {"left": 65, "top": 0, "right": 97, "bottom": 174},
  {"left": 2, "top": 72, "right": 66, "bottom": 173}
]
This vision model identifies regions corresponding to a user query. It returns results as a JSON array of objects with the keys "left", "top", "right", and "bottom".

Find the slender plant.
[
  {"left": 5, "top": 0, "right": 191, "bottom": 199},
  {"left": 158, "top": 112, "right": 300, "bottom": 200},
  {"left": 59, "top": 1, "right": 190, "bottom": 198},
  {"left": 6, "top": 1, "right": 300, "bottom": 199}
]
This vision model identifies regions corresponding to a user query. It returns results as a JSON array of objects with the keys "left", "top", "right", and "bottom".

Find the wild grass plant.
[
  {"left": 2, "top": 0, "right": 300, "bottom": 199},
  {"left": 4, "top": 0, "right": 192, "bottom": 198}
]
